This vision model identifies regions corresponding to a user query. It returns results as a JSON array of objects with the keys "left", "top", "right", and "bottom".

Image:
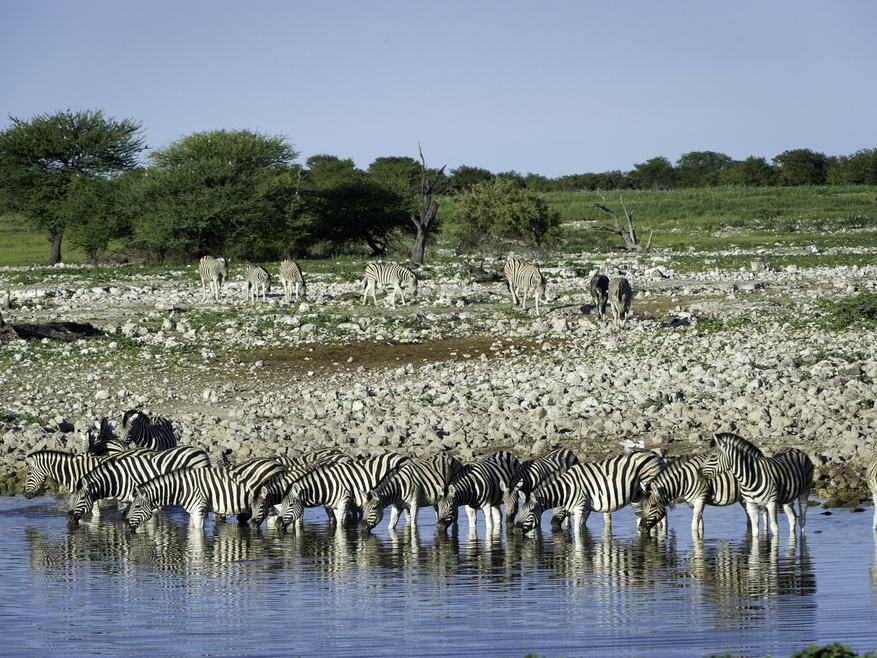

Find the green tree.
[
  {"left": 130, "top": 129, "right": 300, "bottom": 261},
  {"left": 62, "top": 175, "right": 131, "bottom": 263},
  {"left": 773, "top": 148, "right": 827, "bottom": 186},
  {"left": 630, "top": 156, "right": 676, "bottom": 190},
  {"left": 675, "top": 151, "right": 733, "bottom": 187},
  {"left": 720, "top": 156, "right": 777, "bottom": 186},
  {"left": 0, "top": 109, "right": 145, "bottom": 264},
  {"left": 447, "top": 165, "right": 494, "bottom": 194},
  {"left": 826, "top": 148, "right": 877, "bottom": 185},
  {"left": 450, "top": 177, "right": 559, "bottom": 251}
]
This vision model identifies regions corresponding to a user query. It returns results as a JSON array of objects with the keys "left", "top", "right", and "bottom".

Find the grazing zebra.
[
  {"left": 199, "top": 256, "right": 229, "bottom": 302},
  {"left": 66, "top": 446, "right": 213, "bottom": 523},
  {"left": 278, "top": 452, "right": 412, "bottom": 529},
  {"left": 119, "top": 410, "right": 177, "bottom": 451},
  {"left": 362, "top": 262, "right": 418, "bottom": 308},
  {"left": 867, "top": 452, "right": 877, "bottom": 531},
  {"left": 245, "top": 264, "right": 272, "bottom": 303},
  {"left": 608, "top": 276, "right": 632, "bottom": 327},
  {"left": 701, "top": 432, "right": 813, "bottom": 539},
  {"left": 435, "top": 450, "right": 522, "bottom": 532},
  {"left": 515, "top": 450, "right": 664, "bottom": 536},
  {"left": 125, "top": 466, "right": 282, "bottom": 530},
  {"left": 360, "top": 452, "right": 465, "bottom": 532},
  {"left": 637, "top": 453, "right": 747, "bottom": 535},
  {"left": 503, "top": 258, "right": 547, "bottom": 314},
  {"left": 500, "top": 448, "right": 580, "bottom": 525},
  {"left": 279, "top": 259, "right": 306, "bottom": 302},
  {"left": 589, "top": 273, "right": 610, "bottom": 322},
  {"left": 24, "top": 449, "right": 110, "bottom": 500}
]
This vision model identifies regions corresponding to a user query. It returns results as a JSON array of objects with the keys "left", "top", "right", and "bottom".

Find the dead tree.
[
  {"left": 591, "top": 193, "right": 652, "bottom": 251},
  {"left": 410, "top": 145, "right": 447, "bottom": 265}
]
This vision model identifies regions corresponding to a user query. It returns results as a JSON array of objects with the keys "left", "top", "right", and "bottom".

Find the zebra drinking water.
[
  {"left": 120, "top": 410, "right": 177, "bottom": 451},
  {"left": 503, "top": 258, "right": 547, "bottom": 314},
  {"left": 25, "top": 449, "right": 111, "bottom": 500},
  {"left": 589, "top": 273, "right": 610, "bottom": 322},
  {"left": 199, "top": 256, "right": 228, "bottom": 302},
  {"left": 608, "top": 276, "right": 632, "bottom": 327},
  {"left": 279, "top": 259, "right": 306, "bottom": 302},
  {"left": 362, "top": 262, "right": 418, "bottom": 308},
  {"left": 500, "top": 447, "right": 580, "bottom": 525},
  {"left": 245, "top": 264, "right": 271, "bottom": 303},
  {"left": 435, "top": 450, "right": 521, "bottom": 532},
  {"left": 701, "top": 432, "right": 813, "bottom": 539}
]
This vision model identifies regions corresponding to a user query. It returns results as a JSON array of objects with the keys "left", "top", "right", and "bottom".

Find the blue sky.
[{"left": 3, "top": 1, "right": 875, "bottom": 178}]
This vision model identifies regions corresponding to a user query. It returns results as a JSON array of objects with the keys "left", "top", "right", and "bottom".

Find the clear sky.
[{"left": 3, "top": 1, "right": 875, "bottom": 178}]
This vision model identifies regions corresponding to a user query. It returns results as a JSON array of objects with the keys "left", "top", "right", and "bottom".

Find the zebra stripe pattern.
[
  {"left": 501, "top": 447, "right": 580, "bottom": 525},
  {"left": 701, "top": 432, "right": 814, "bottom": 538},
  {"left": 120, "top": 410, "right": 177, "bottom": 451},
  {"left": 279, "top": 259, "right": 306, "bottom": 302},
  {"left": 867, "top": 452, "right": 877, "bottom": 530},
  {"left": 515, "top": 450, "right": 664, "bottom": 536},
  {"left": 362, "top": 262, "right": 418, "bottom": 308},
  {"left": 638, "top": 453, "right": 746, "bottom": 535},
  {"left": 435, "top": 450, "right": 521, "bottom": 531},
  {"left": 278, "top": 453, "right": 412, "bottom": 529},
  {"left": 66, "top": 446, "right": 213, "bottom": 522},
  {"left": 125, "top": 466, "right": 282, "bottom": 530},
  {"left": 361, "top": 452, "right": 465, "bottom": 531},
  {"left": 608, "top": 276, "right": 632, "bottom": 327},
  {"left": 82, "top": 417, "right": 130, "bottom": 456},
  {"left": 589, "top": 273, "right": 610, "bottom": 322},
  {"left": 24, "top": 449, "right": 109, "bottom": 500},
  {"left": 199, "top": 256, "right": 228, "bottom": 302},
  {"left": 503, "top": 258, "right": 547, "bottom": 314},
  {"left": 245, "top": 264, "right": 271, "bottom": 303}
]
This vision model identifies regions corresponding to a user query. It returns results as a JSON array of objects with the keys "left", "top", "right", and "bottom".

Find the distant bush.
[{"left": 817, "top": 292, "right": 877, "bottom": 329}]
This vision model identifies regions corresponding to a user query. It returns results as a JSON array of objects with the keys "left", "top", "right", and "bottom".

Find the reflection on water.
[{"left": 6, "top": 500, "right": 877, "bottom": 658}]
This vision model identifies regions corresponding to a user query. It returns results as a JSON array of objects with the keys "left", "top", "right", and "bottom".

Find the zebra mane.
[{"left": 713, "top": 432, "right": 765, "bottom": 459}]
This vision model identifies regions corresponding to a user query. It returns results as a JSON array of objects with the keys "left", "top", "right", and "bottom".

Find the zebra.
[
  {"left": 589, "top": 273, "right": 610, "bottom": 322},
  {"left": 500, "top": 448, "right": 580, "bottom": 525},
  {"left": 199, "top": 255, "right": 228, "bottom": 302},
  {"left": 245, "top": 264, "right": 271, "bottom": 303},
  {"left": 119, "top": 410, "right": 177, "bottom": 451},
  {"left": 279, "top": 259, "right": 306, "bottom": 302},
  {"left": 503, "top": 257, "right": 547, "bottom": 314},
  {"left": 701, "top": 432, "right": 813, "bottom": 539},
  {"left": 435, "top": 450, "right": 521, "bottom": 532},
  {"left": 608, "top": 276, "right": 632, "bottom": 327},
  {"left": 637, "top": 453, "right": 748, "bottom": 535},
  {"left": 867, "top": 452, "right": 877, "bottom": 531},
  {"left": 278, "top": 452, "right": 412, "bottom": 529},
  {"left": 66, "top": 446, "right": 213, "bottom": 523},
  {"left": 82, "top": 417, "right": 130, "bottom": 456},
  {"left": 360, "top": 452, "right": 465, "bottom": 532},
  {"left": 362, "top": 262, "right": 418, "bottom": 308},
  {"left": 514, "top": 450, "right": 664, "bottom": 536},
  {"left": 24, "top": 449, "right": 111, "bottom": 501},
  {"left": 125, "top": 465, "right": 283, "bottom": 530}
]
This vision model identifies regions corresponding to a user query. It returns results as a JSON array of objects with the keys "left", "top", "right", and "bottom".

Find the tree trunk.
[
  {"left": 409, "top": 145, "right": 446, "bottom": 265},
  {"left": 46, "top": 230, "right": 63, "bottom": 265},
  {"left": 411, "top": 217, "right": 428, "bottom": 265}
]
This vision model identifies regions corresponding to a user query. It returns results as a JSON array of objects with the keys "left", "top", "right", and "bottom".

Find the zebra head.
[
  {"left": 360, "top": 490, "right": 383, "bottom": 532},
  {"left": 249, "top": 485, "right": 272, "bottom": 527},
  {"left": 278, "top": 485, "right": 304, "bottom": 529},
  {"left": 700, "top": 441, "right": 729, "bottom": 481},
  {"left": 125, "top": 489, "right": 155, "bottom": 531},
  {"left": 66, "top": 480, "right": 95, "bottom": 523},
  {"left": 499, "top": 481, "right": 522, "bottom": 524},
  {"left": 435, "top": 486, "right": 458, "bottom": 531},
  {"left": 637, "top": 488, "right": 668, "bottom": 534},
  {"left": 23, "top": 455, "right": 45, "bottom": 499},
  {"left": 514, "top": 491, "right": 544, "bottom": 535}
]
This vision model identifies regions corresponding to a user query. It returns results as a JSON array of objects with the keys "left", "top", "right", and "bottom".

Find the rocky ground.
[{"left": 2, "top": 248, "right": 876, "bottom": 508}]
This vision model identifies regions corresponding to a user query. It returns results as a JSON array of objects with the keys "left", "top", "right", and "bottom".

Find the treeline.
[{"left": 1, "top": 109, "right": 875, "bottom": 266}]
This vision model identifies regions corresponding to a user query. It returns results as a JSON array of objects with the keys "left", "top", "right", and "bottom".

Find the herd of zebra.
[
  {"left": 198, "top": 255, "right": 633, "bottom": 323},
  {"left": 25, "top": 410, "right": 875, "bottom": 538}
]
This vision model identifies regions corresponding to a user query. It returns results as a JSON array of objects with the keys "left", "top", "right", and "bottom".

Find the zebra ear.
[{"left": 498, "top": 481, "right": 508, "bottom": 493}]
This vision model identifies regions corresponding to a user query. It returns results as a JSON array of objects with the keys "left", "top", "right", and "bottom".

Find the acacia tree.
[{"left": 0, "top": 109, "right": 145, "bottom": 264}]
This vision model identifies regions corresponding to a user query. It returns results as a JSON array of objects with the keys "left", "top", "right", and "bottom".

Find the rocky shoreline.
[{"left": 2, "top": 249, "right": 876, "bottom": 508}]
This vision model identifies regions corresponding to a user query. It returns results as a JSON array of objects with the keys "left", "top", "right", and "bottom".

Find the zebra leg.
[
  {"left": 745, "top": 501, "right": 762, "bottom": 538},
  {"left": 406, "top": 503, "right": 419, "bottom": 529},
  {"left": 465, "top": 505, "right": 478, "bottom": 528},
  {"left": 798, "top": 489, "right": 810, "bottom": 532},
  {"left": 765, "top": 500, "right": 780, "bottom": 538},
  {"left": 783, "top": 502, "right": 798, "bottom": 537},
  {"left": 388, "top": 504, "right": 402, "bottom": 530},
  {"left": 603, "top": 511, "right": 612, "bottom": 532},
  {"left": 394, "top": 283, "right": 405, "bottom": 307},
  {"left": 690, "top": 499, "right": 706, "bottom": 535},
  {"left": 490, "top": 506, "right": 502, "bottom": 527}
]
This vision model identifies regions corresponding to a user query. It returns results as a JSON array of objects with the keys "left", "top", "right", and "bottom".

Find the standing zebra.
[
  {"left": 199, "top": 256, "right": 229, "bottom": 302},
  {"left": 279, "top": 259, "right": 306, "bottom": 302},
  {"left": 82, "top": 417, "right": 130, "bottom": 456},
  {"left": 24, "top": 449, "right": 111, "bottom": 500},
  {"left": 360, "top": 452, "right": 465, "bottom": 532},
  {"left": 278, "top": 452, "right": 412, "bottom": 529},
  {"left": 362, "top": 262, "right": 418, "bottom": 308},
  {"left": 120, "top": 410, "right": 177, "bottom": 451},
  {"left": 66, "top": 446, "right": 213, "bottom": 523},
  {"left": 125, "top": 465, "right": 283, "bottom": 530},
  {"left": 503, "top": 257, "right": 548, "bottom": 314},
  {"left": 500, "top": 447, "right": 580, "bottom": 525},
  {"left": 435, "top": 450, "right": 521, "bottom": 532},
  {"left": 701, "top": 433, "right": 813, "bottom": 539},
  {"left": 608, "top": 276, "right": 632, "bottom": 327},
  {"left": 867, "top": 452, "right": 877, "bottom": 531},
  {"left": 637, "top": 453, "right": 747, "bottom": 535},
  {"left": 589, "top": 273, "right": 610, "bottom": 322},
  {"left": 245, "top": 264, "right": 271, "bottom": 303},
  {"left": 515, "top": 450, "right": 664, "bottom": 536}
]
